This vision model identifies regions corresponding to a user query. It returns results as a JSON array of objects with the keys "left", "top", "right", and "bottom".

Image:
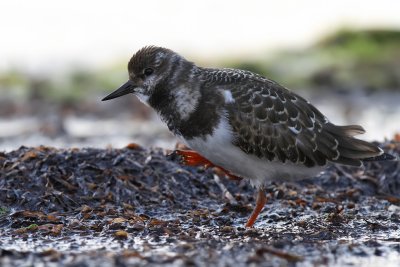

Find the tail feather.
[
  {"left": 324, "top": 124, "right": 365, "bottom": 136},
  {"left": 336, "top": 137, "right": 383, "bottom": 159},
  {"left": 335, "top": 125, "right": 366, "bottom": 136},
  {"left": 322, "top": 123, "right": 394, "bottom": 166}
]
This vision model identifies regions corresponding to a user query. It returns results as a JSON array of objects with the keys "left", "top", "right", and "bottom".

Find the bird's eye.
[{"left": 143, "top": 68, "right": 154, "bottom": 76}]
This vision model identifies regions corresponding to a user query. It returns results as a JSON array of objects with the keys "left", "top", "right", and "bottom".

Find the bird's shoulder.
[{"left": 200, "top": 67, "right": 274, "bottom": 86}]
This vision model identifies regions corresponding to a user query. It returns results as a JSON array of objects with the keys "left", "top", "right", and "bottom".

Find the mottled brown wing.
[{"left": 226, "top": 80, "right": 382, "bottom": 167}]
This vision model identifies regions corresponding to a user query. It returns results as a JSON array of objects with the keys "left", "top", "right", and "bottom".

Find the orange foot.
[{"left": 173, "top": 150, "right": 242, "bottom": 181}]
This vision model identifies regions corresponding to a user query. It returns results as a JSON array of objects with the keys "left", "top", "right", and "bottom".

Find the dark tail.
[{"left": 322, "top": 123, "right": 396, "bottom": 166}]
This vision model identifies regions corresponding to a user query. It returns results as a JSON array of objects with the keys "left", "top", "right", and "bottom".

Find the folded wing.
[{"left": 226, "top": 80, "right": 383, "bottom": 167}]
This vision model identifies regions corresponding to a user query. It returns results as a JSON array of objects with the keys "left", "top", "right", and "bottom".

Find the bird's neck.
[
  {"left": 148, "top": 83, "right": 202, "bottom": 136},
  {"left": 148, "top": 66, "right": 225, "bottom": 139}
]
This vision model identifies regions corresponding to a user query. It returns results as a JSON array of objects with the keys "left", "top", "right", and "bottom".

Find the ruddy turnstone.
[{"left": 102, "top": 46, "right": 394, "bottom": 227}]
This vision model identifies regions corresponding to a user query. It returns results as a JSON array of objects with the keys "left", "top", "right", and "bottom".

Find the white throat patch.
[{"left": 135, "top": 92, "right": 150, "bottom": 107}]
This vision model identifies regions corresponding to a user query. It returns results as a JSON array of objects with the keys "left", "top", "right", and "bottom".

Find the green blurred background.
[{"left": 1, "top": 1, "right": 399, "bottom": 150}]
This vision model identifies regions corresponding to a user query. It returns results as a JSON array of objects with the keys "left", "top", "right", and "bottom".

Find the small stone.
[{"left": 115, "top": 230, "right": 129, "bottom": 239}]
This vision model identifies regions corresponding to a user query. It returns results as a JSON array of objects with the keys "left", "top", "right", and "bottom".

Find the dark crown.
[{"left": 128, "top": 46, "right": 174, "bottom": 74}]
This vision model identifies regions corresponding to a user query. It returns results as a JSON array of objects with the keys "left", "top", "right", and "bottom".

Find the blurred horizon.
[{"left": 1, "top": 0, "right": 400, "bottom": 74}]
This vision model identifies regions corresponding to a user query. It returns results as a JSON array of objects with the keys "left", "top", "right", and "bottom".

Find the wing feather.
[{"left": 225, "top": 79, "right": 382, "bottom": 167}]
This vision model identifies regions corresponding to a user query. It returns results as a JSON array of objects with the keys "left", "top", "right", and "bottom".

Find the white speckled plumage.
[
  {"left": 103, "top": 46, "right": 391, "bottom": 188},
  {"left": 101, "top": 46, "right": 395, "bottom": 227}
]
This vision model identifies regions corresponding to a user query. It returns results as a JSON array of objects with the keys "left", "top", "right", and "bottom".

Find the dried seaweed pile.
[
  {"left": 0, "top": 141, "right": 399, "bottom": 267},
  {"left": 0, "top": 145, "right": 236, "bottom": 214}
]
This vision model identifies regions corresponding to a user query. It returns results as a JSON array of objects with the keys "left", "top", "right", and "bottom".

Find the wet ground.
[
  {"left": 1, "top": 90, "right": 400, "bottom": 152},
  {"left": 0, "top": 140, "right": 400, "bottom": 267}
]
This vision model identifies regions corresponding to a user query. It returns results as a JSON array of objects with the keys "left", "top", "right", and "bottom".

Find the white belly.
[{"left": 182, "top": 116, "right": 322, "bottom": 188}]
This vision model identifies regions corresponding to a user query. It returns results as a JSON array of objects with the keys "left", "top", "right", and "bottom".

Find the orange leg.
[
  {"left": 174, "top": 150, "right": 242, "bottom": 181},
  {"left": 245, "top": 189, "right": 267, "bottom": 228}
]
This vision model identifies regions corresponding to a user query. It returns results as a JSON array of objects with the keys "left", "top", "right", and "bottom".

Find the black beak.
[{"left": 102, "top": 81, "right": 133, "bottom": 101}]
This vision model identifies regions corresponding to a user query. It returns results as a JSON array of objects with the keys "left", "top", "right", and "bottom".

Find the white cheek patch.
[
  {"left": 223, "top": 90, "right": 235, "bottom": 103},
  {"left": 173, "top": 86, "right": 200, "bottom": 120}
]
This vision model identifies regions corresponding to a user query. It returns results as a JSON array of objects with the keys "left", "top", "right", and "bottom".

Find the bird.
[{"left": 102, "top": 46, "right": 395, "bottom": 227}]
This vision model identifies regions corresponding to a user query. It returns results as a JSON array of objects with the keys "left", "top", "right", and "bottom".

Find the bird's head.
[{"left": 102, "top": 46, "right": 192, "bottom": 105}]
